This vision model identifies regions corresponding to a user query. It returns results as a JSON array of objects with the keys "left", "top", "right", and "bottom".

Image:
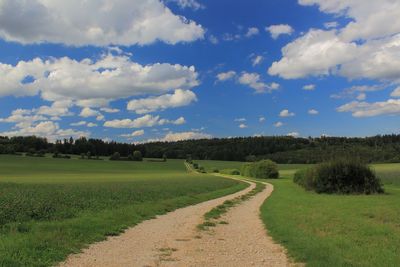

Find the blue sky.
[{"left": 0, "top": 0, "right": 400, "bottom": 142}]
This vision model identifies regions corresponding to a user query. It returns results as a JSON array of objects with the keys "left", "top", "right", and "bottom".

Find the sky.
[{"left": 0, "top": 0, "right": 400, "bottom": 143}]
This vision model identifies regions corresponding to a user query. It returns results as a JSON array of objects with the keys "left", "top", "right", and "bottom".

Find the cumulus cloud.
[
  {"left": 391, "top": 87, "right": 400, "bottom": 97},
  {"left": 245, "top": 27, "right": 259, "bottom": 38},
  {"left": 79, "top": 108, "right": 104, "bottom": 121},
  {"left": 308, "top": 109, "right": 319, "bottom": 115},
  {"left": 251, "top": 55, "right": 264, "bottom": 66},
  {"left": 208, "top": 35, "right": 219, "bottom": 44},
  {"left": 330, "top": 85, "right": 384, "bottom": 100},
  {"left": 169, "top": 0, "right": 205, "bottom": 10},
  {"left": 121, "top": 130, "right": 145, "bottom": 138},
  {"left": 268, "top": 29, "right": 358, "bottom": 79},
  {"left": 100, "top": 107, "right": 120, "bottom": 113},
  {"left": 270, "top": 1, "right": 400, "bottom": 84},
  {"left": 337, "top": 99, "right": 400, "bottom": 117},
  {"left": 238, "top": 72, "right": 280, "bottom": 93},
  {"left": 0, "top": 0, "right": 204, "bottom": 46},
  {"left": 324, "top": 21, "right": 338, "bottom": 29},
  {"left": 266, "top": 24, "right": 294, "bottom": 39},
  {"left": 145, "top": 131, "right": 212, "bottom": 142},
  {"left": 239, "top": 123, "right": 248, "bottom": 129},
  {"left": 0, "top": 121, "right": 88, "bottom": 141},
  {"left": 287, "top": 132, "right": 300, "bottom": 137},
  {"left": 259, "top": 116, "right": 266, "bottom": 122},
  {"left": 216, "top": 71, "right": 236, "bottom": 82},
  {"left": 303, "top": 84, "right": 316, "bottom": 91},
  {"left": 279, "top": 109, "right": 295, "bottom": 117},
  {"left": 104, "top": 115, "right": 185, "bottom": 128},
  {"left": 274, "top": 121, "right": 284, "bottom": 127},
  {"left": 0, "top": 54, "right": 199, "bottom": 109},
  {"left": 127, "top": 89, "right": 197, "bottom": 114}
]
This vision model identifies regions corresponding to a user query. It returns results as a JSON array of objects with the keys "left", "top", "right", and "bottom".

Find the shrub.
[
  {"left": 220, "top": 169, "right": 241, "bottom": 175},
  {"left": 192, "top": 163, "right": 199, "bottom": 169},
  {"left": 241, "top": 160, "right": 279, "bottom": 179},
  {"left": 198, "top": 166, "right": 206, "bottom": 173},
  {"left": 294, "top": 159, "right": 384, "bottom": 194},
  {"left": 110, "top": 152, "right": 120, "bottom": 161},
  {"left": 212, "top": 168, "right": 219, "bottom": 173},
  {"left": 132, "top": 150, "right": 143, "bottom": 161}
]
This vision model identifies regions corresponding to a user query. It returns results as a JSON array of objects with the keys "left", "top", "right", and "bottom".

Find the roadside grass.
[
  {"left": 198, "top": 177, "right": 265, "bottom": 231},
  {"left": 260, "top": 164, "right": 400, "bottom": 267},
  {"left": 0, "top": 155, "right": 247, "bottom": 266}
]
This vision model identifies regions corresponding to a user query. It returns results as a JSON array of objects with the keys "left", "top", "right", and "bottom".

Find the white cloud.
[
  {"left": 391, "top": 87, "right": 400, "bottom": 97},
  {"left": 245, "top": 27, "right": 259, "bottom": 38},
  {"left": 121, "top": 130, "right": 145, "bottom": 138},
  {"left": 251, "top": 55, "right": 264, "bottom": 66},
  {"left": 100, "top": 107, "right": 120, "bottom": 113},
  {"left": 331, "top": 85, "right": 384, "bottom": 100},
  {"left": 239, "top": 123, "right": 248, "bottom": 129},
  {"left": 104, "top": 115, "right": 185, "bottom": 128},
  {"left": 70, "top": 121, "right": 87, "bottom": 126},
  {"left": 324, "top": 21, "right": 338, "bottom": 29},
  {"left": 80, "top": 107, "right": 100, "bottom": 118},
  {"left": 268, "top": 30, "right": 358, "bottom": 79},
  {"left": 270, "top": 1, "right": 400, "bottom": 83},
  {"left": 259, "top": 116, "right": 266, "bottom": 122},
  {"left": 209, "top": 35, "right": 219, "bottom": 44},
  {"left": 0, "top": 54, "right": 199, "bottom": 107},
  {"left": 127, "top": 89, "right": 197, "bottom": 114},
  {"left": 216, "top": 71, "right": 236, "bottom": 82},
  {"left": 145, "top": 131, "right": 212, "bottom": 142},
  {"left": 287, "top": 132, "right": 300, "bottom": 137},
  {"left": 279, "top": 109, "right": 295, "bottom": 117},
  {"left": 87, "top": 122, "right": 98, "bottom": 128},
  {"left": 303, "top": 84, "right": 316, "bottom": 91},
  {"left": 337, "top": 99, "right": 400, "bottom": 117},
  {"left": 169, "top": 0, "right": 205, "bottom": 10},
  {"left": 0, "top": 0, "right": 204, "bottom": 46},
  {"left": 238, "top": 72, "right": 280, "bottom": 93},
  {"left": 308, "top": 109, "right": 319, "bottom": 115},
  {"left": 266, "top": 24, "right": 294, "bottom": 39},
  {"left": 234, "top": 118, "right": 246, "bottom": 122},
  {"left": 0, "top": 121, "right": 88, "bottom": 142},
  {"left": 274, "top": 122, "right": 284, "bottom": 127}
]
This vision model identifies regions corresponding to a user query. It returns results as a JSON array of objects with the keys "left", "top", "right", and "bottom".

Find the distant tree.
[
  {"left": 245, "top": 155, "right": 257, "bottom": 162},
  {"left": 133, "top": 150, "right": 143, "bottom": 161}
]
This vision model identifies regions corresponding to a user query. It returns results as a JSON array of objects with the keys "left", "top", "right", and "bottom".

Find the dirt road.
[{"left": 60, "top": 177, "right": 293, "bottom": 267}]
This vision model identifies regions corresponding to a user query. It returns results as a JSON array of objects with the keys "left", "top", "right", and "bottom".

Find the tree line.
[{"left": 1, "top": 134, "right": 400, "bottom": 163}]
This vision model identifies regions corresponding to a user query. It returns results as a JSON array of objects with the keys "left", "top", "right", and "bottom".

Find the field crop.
[{"left": 0, "top": 155, "right": 246, "bottom": 266}]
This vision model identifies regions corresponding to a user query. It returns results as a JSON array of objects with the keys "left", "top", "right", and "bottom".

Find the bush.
[
  {"left": 212, "top": 168, "right": 219, "bottom": 173},
  {"left": 132, "top": 150, "right": 143, "bottom": 161},
  {"left": 294, "top": 159, "right": 384, "bottom": 194},
  {"left": 198, "top": 166, "right": 206, "bottom": 173},
  {"left": 241, "top": 160, "right": 279, "bottom": 179},
  {"left": 220, "top": 169, "right": 241, "bottom": 175},
  {"left": 110, "top": 152, "right": 121, "bottom": 161},
  {"left": 192, "top": 163, "right": 199, "bottom": 169}
]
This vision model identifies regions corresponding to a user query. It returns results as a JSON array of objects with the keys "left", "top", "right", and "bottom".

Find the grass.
[
  {"left": 260, "top": 163, "right": 400, "bottom": 267},
  {"left": 0, "top": 155, "right": 247, "bottom": 266},
  {"left": 198, "top": 177, "right": 265, "bottom": 231}
]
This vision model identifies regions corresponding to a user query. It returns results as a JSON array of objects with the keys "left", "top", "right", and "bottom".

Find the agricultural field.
[{"left": 0, "top": 155, "right": 246, "bottom": 266}]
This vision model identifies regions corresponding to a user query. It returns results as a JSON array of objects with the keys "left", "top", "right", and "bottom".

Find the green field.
[
  {"left": 0, "top": 155, "right": 246, "bottom": 266},
  {"left": 260, "top": 163, "right": 400, "bottom": 267}
]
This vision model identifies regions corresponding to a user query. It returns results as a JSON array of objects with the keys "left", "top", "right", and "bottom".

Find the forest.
[{"left": 1, "top": 134, "right": 400, "bottom": 164}]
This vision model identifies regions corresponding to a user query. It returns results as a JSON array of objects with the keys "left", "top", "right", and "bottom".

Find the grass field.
[
  {"left": 0, "top": 155, "right": 247, "bottom": 266},
  {"left": 260, "top": 163, "right": 400, "bottom": 266}
]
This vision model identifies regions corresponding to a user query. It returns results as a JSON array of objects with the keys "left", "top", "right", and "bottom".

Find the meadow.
[
  {"left": 0, "top": 155, "right": 246, "bottom": 266},
  {"left": 199, "top": 159, "right": 400, "bottom": 266}
]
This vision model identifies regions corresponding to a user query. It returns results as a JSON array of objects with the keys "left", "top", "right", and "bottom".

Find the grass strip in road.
[{"left": 198, "top": 178, "right": 265, "bottom": 231}]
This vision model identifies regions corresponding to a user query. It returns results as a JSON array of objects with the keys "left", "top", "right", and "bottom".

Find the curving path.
[{"left": 60, "top": 175, "right": 294, "bottom": 267}]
